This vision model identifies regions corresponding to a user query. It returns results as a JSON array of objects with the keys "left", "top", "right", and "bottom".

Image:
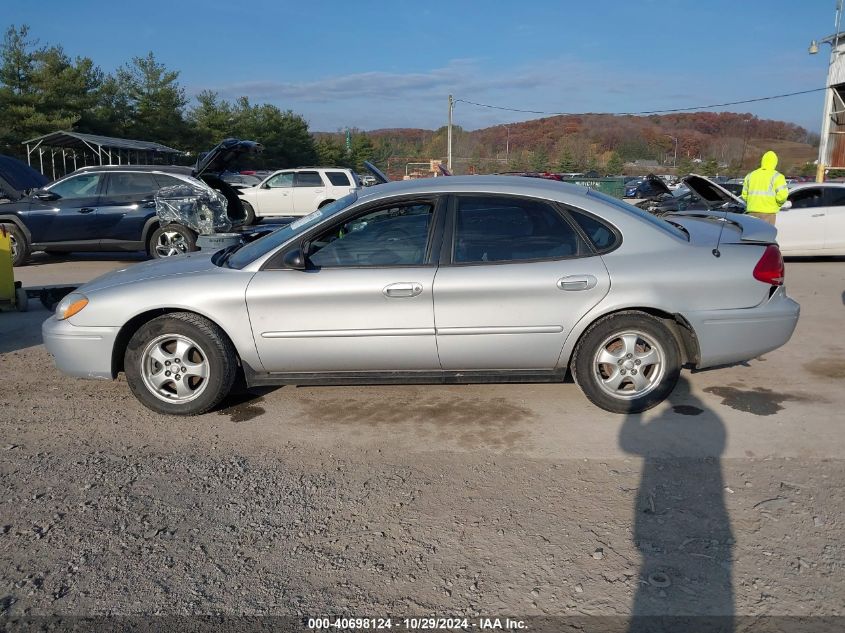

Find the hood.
[
  {"left": 760, "top": 150, "right": 778, "bottom": 170},
  {"left": 682, "top": 174, "right": 745, "bottom": 207},
  {"left": 194, "top": 139, "right": 263, "bottom": 177},
  {"left": 0, "top": 154, "right": 48, "bottom": 198},
  {"left": 79, "top": 252, "right": 217, "bottom": 294},
  {"left": 363, "top": 160, "right": 389, "bottom": 184},
  {"left": 642, "top": 174, "right": 672, "bottom": 196}
]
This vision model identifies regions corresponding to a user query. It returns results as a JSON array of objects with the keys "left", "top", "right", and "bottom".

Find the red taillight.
[{"left": 753, "top": 244, "right": 784, "bottom": 286}]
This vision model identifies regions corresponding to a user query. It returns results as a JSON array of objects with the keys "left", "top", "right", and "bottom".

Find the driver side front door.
[{"left": 245, "top": 197, "right": 443, "bottom": 373}]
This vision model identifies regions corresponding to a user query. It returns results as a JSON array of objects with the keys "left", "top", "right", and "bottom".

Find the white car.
[
  {"left": 237, "top": 168, "right": 360, "bottom": 222},
  {"left": 778, "top": 183, "right": 845, "bottom": 256}
]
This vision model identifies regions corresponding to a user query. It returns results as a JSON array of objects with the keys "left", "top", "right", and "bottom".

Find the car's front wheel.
[
  {"left": 149, "top": 224, "right": 197, "bottom": 259},
  {"left": 572, "top": 312, "right": 681, "bottom": 413},
  {"left": 124, "top": 313, "right": 237, "bottom": 415}
]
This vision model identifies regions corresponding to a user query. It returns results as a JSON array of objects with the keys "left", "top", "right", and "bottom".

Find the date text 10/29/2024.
[{"left": 307, "top": 617, "right": 527, "bottom": 630}]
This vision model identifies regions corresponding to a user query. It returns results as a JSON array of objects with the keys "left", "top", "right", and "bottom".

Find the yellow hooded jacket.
[{"left": 741, "top": 151, "right": 788, "bottom": 214}]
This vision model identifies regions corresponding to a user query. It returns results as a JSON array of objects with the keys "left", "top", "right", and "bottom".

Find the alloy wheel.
[
  {"left": 140, "top": 334, "right": 210, "bottom": 404},
  {"left": 592, "top": 330, "right": 666, "bottom": 400},
  {"left": 155, "top": 231, "right": 188, "bottom": 257}
]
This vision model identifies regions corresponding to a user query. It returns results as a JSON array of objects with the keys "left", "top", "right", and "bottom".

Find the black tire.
[
  {"left": 318, "top": 199, "right": 335, "bottom": 209},
  {"left": 572, "top": 311, "right": 681, "bottom": 414},
  {"left": 124, "top": 312, "right": 237, "bottom": 416},
  {"left": 148, "top": 224, "right": 197, "bottom": 259},
  {"left": 2, "top": 223, "right": 29, "bottom": 267},
  {"left": 241, "top": 200, "right": 256, "bottom": 225}
]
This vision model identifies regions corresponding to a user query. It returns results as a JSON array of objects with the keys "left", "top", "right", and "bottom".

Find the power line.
[{"left": 454, "top": 87, "right": 827, "bottom": 117}]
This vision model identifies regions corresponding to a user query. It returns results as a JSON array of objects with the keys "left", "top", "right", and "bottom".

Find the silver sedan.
[{"left": 43, "top": 176, "right": 800, "bottom": 415}]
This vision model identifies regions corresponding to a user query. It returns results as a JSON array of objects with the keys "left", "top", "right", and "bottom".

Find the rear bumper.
[
  {"left": 686, "top": 286, "right": 800, "bottom": 368},
  {"left": 42, "top": 316, "right": 119, "bottom": 380}
]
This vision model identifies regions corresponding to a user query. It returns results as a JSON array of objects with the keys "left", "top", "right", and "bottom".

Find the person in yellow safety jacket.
[{"left": 740, "top": 150, "right": 789, "bottom": 225}]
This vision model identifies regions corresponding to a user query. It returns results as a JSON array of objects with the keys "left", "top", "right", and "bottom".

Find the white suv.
[{"left": 237, "top": 167, "right": 359, "bottom": 222}]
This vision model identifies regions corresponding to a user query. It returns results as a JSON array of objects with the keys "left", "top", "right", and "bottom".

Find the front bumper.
[
  {"left": 42, "top": 316, "right": 120, "bottom": 380},
  {"left": 686, "top": 286, "right": 800, "bottom": 368}
]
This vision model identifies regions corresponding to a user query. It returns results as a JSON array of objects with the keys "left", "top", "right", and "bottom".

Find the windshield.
[
  {"left": 226, "top": 192, "right": 359, "bottom": 268},
  {"left": 586, "top": 190, "right": 687, "bottom": 240}
]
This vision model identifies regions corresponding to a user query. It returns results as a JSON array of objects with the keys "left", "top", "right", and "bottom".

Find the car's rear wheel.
[
  {"left": 572, "top": 312, "right": 681, "bottom": 413},
  {"left": 124, "top": 313, "right": 237, "bottom": 415},
  {"left": 240, "top": 200, "right": 256, "bottom": 225},
  {"left": 149, "top": 224, "right": 197, "bottom": 259},
  {"left": 1, "top": 223, "right": 29, "bottom": 267}
]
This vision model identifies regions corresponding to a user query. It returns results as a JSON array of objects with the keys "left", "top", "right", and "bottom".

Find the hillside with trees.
[{"left": 1, "top": 24, "right": 819, "bottom": 179}]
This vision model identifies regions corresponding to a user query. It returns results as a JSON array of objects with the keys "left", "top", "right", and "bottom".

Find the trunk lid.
[
  {"left": 194, "top": 139, "right": 263, "bottom": 177},
  {"left": 666, "top": 211, "right": 777, "bottom": 245},
  {"left": 682, "top": 174, "right": 745, "bottom": 208},
  {"left": 363, "top": 160, "right": 390, "bottom": 184}
]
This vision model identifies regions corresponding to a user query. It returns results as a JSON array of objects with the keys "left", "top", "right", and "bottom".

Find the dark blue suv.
[{"left": 0, "top": 139, "right": 260, "bottom": 266}]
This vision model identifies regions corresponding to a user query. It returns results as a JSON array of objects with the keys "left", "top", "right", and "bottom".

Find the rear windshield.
[{"left": 586, "top": 190, "right": 686, "bottom": 240}]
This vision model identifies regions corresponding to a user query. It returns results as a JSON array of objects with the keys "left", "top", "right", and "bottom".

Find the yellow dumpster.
[{"left": 0, "top": 225, "right": 27, "bottom": 312}]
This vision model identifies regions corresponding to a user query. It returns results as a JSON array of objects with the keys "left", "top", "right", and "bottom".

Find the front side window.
[
  {"left": 295, "top": 171, "right": 324, "bottom": 187},
  {"left": 106, "top": 172, "right": 157, "bottom": 195},
  {"left": 307, "top": 202, "right": 434, "bottom": 267},
  {"left": 789, "top": 188, "right": 824, "bottom": 208},
  {"left": 453, "top": 195, "right": 587, "bottom": 264},
  {"left": 48, "top": 173, "right": 102, "bottom": 198},
  {"left": 266, "top": 172, "right": 294, "bottom": 188}
]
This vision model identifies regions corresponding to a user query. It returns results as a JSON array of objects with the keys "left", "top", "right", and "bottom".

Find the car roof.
[
  {"left": 356, "top": 175, "right": 590, "bottom": 203},
  {"left": 788, "top": 181, "right": 845, "bottom": 190},
  {"left": 73, "top": 164, "right": 193, "bottom": 176}
]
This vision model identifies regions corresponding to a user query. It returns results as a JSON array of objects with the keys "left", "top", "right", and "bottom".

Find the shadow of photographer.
[{"left": 620, "top": 376, "right": 734, "bottom": 633}]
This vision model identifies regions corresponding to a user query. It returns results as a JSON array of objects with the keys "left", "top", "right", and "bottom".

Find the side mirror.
[
  {"left": 33, "top": 189, "right": 59, "bottom": 202},
  {"left": 780, "top": 200, "right": 792, "bottom": 210},
  {"left": 282, "top": 247, "right": 306, "bottom": 270}
]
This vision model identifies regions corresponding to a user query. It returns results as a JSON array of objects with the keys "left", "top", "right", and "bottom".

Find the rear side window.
[
  {"left": 453, "top": 195, "right": 587, "bottom": 264},
  {"left": 295, "top": 171, "right": 324, "bottom": 187},
  {"left": 105, "top": 172, "right": 157, "bottom": 195},
  {"left": 325, "top": 171, "right": 351, "bottom": 186},
  {"left": 153, "top": 174, "right": 185, "bottom": 188},
  {"left": 568, "top": 209, "right": 619, "bottom": 251},
  {"left": 824, "top": 187, "right": 845, "bottom": 206}
]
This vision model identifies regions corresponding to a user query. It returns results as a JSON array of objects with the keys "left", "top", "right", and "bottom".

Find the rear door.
[
  {"left": 97, "top": 172, "right": 159, "bottom": 247},
  {"left": 777, "top": 187, "right": 826, "bottom": 253},
  {"left": 433, "top": 194, "right": 611, "bottom": 370},
  {"left": 33, "top": 172, "right": 104, "bottom": 244},
  {"left": 291, "top": 171, "right": 326, "bottom": 215}
]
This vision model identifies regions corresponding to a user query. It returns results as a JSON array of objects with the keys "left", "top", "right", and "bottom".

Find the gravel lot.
[{"left": 2, "top": 254, "right": 844, "bottom": 629}]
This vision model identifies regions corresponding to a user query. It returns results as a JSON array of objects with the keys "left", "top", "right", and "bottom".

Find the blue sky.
[{"left": 4, "top": 0, "right": 838, "bottom": 132}]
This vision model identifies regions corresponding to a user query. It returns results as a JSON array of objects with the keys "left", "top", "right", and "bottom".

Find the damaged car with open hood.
[
  {"left": 0, "top": 138, "right": 261, "bottom": 266},
  {"left": 634, "top": 173, "right": 746, "bottom": 217}
]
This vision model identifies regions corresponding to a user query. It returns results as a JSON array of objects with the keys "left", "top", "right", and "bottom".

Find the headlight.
[{"left": 55, "top": 292, "right": 89, "bottom": 320}]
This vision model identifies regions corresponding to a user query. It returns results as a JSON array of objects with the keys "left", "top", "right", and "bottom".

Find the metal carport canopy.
[{"left": 21, "top": 130, "right": 182, "bottom": 179}]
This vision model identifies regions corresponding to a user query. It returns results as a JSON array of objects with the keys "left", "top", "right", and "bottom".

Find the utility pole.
[{"left": 447, "top": 95, "right": 453, "bottom": 171}]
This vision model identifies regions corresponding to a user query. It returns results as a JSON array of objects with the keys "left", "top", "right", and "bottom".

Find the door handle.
[
  {"left": 383, "top": 282, "right": 423, "bottom": 298},
  {"left": 78, "top": 207, "right": 96, "bottom": 214},
  {"left": 557, "top": 275, "right": 598, "bottom": 291},
  {"left": 811, "top": 213, "right": 825, "bottom": 217}
]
